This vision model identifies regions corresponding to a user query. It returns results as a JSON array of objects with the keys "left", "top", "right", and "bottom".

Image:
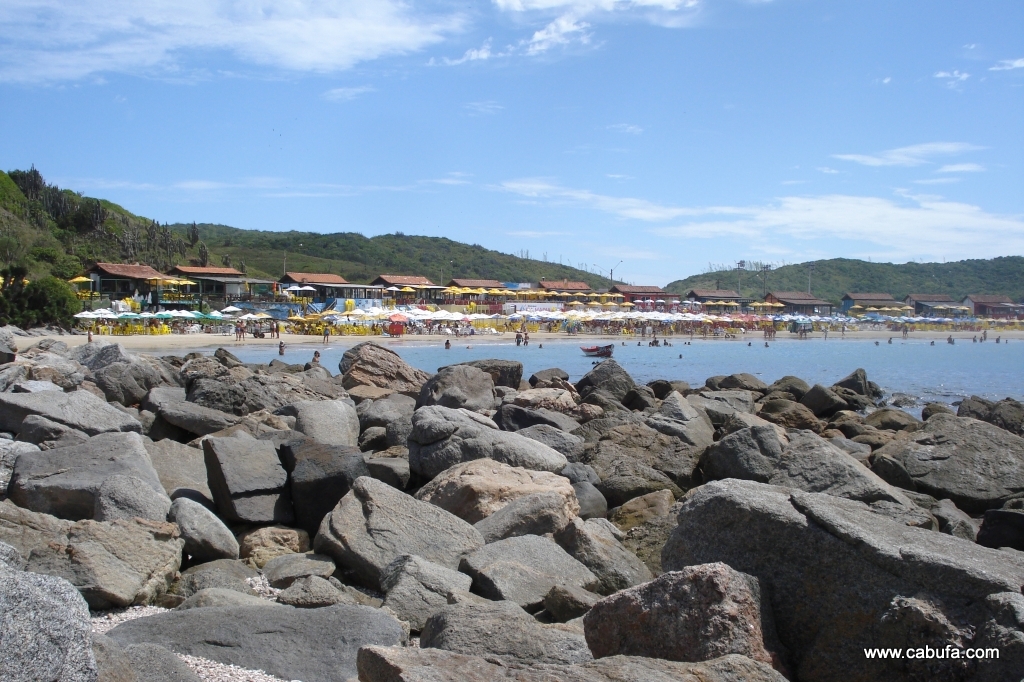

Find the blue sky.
[{"left": 0, "top": 0, "right": 1021, "bottom": 286}]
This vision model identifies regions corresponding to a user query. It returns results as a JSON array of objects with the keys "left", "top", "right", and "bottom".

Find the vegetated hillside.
[
  {"left": 665, "top": 257, "right": 1024, "bottom": 304},
  {"left": 0, "top": 166, "right": 610, "bottom": 288}
]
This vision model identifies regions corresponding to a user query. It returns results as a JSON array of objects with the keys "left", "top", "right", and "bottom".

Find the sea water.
[{"left": 227, "top": 336, "right": 1024, "bottom": 408}]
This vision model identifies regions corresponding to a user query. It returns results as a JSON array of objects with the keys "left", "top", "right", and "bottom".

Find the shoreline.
[{"left": 18, "top": 328, "right": 1024, "bottom": 354}]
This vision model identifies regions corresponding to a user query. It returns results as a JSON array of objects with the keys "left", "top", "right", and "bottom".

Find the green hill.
[
  {"left": 0, "top": 166, "right": 611, "bottom": 288},
  {"left": 665, "top": 257, "right": 1024, "bottom": 304}
]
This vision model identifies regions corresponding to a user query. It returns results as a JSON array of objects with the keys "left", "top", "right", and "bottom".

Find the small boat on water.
[{"left": 581, "top": 344, "right": 614, "bottom": 358}]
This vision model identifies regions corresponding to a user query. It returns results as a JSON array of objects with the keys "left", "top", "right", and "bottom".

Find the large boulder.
[
  {"left": 356, "top": 646, "right": 787, "bottom": 682},
  {"left": 622, "top": 501, "right": 682, "bottom": 576},
  {"left": 0, "top": 500, "right": 183, "bottom": 609},
  {"left": 864, "top": 407, "right": 922, "bottom": 432},
  {"left": 958, "top": 396, "right": 1024, "bottom": 436},
  {"left": 517, "top": 424, "right": 585, "bottom": 459},
  {"left": 870, "top": 413, "right": 1024, "bottom": 513},
  {"left": 8, "top": 432, "right": 167, "bottom": 521},
  {"left": 339, "top": 342, "right": 431, "bottom": 397},
  {"left": 93, "top": 360, "right": 166, "bottom": 407},
  {"left": 417, "top": 365, "right": 496, "bottom": 413},
  {"left": 662, "top": 479, "right": 1024, "bottom": 682},
  {"left": 93, "top": 473, "right": 173, "bottom": 523},
  {"left": 0, "top": 390, "right": 141, "bottom": 436},
  {"left": 108, "top": 604, "right": 406, "bottom": 682},
  {"left": 142, "top": 437, "right": 213, "bottom": 506},
  {"left": 156, "top": 400, "right": 240, "bottom": 437},
  {"left": 415, "top": 459, "right": 578, "bottom": 524},
  {"left": 448, "top": 359, "right": 523, "bottom": 389},
  {"left": 529, "top": 367, "right": 570, "bottom": 386},
  {"left": 171, "top": 559, "right": 257, "bottom": 599},
  {"left": 421, "top": 600, "right": 592, "bottom": 665},
  {"left": 757, "top": 399, "right": 822, "bottom": 432},
  {"left": 314, "top": 476, "right": 484, "bottom": 590},
  {"left": 238, "top": 525, "right": 310, "bottom": 569},
  {"left": 0, "top": 440, "right": 39, "bottom": 497},
  {"left": 263, "top": 552, "right": 336, "bottom": 588},
  {"left": 202, "top": 432, "right": 293, "bottom": 524},
  {"left": 277, "top": 399, "right": 359, "bottom": 447},
  {"left": 575, "top": 360, "right": 635, "bottom": 402},
  {"left": 0, "top": 563, "right": 98, "bottom": 682},
  {"left": 767, "top": 375, "right": 811, "bottom": 400},
  {"left": 832, "top": 367, "right": 881, "bottom": 398},
  {"left": 460, "top": 535, "right": 598, "bottom": 611},
  {"left": 282, "top": 437, "right": 369, "bottom": 535},
  {"left": 380, "top": 554, "right": 473, "bottom": 631},
  {"left": 408, "top": 406, "right": 567, "bottom": 480},
  {"left": 799, "top": 384, "right": 848, "bottom": 418},
  {"left": 357, "top": 393, "right": 416, "bottom": 432},
  {"left": 554, "top": 517, "right": 652, "bottom": 594},
  {"left": 494, "top": 403, "right": 580, "bottom": 433},
  {"left": 701, "top": 426, "right": 930, "bottom": 526},
  {"left": 15, "top": 414, "right": 89, "bottom": 448},
  {"left": 583, "top": 564, "right": 783, "bottom": 671},
  {"left": 122, "top": 643, "right": 201, "bottom": 682},
  {"left": 168, "top": 498, "right": 239, "bottom": 563},
  {"left": 475, "top": 491, "right": 579, "bottom": 542}
]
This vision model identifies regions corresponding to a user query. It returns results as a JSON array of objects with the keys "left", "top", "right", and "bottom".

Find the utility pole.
[
  {"left": 759, "top": 264, "right": 772, "bottom": 298},
  {"left": 736, "top": 261, "right": 745, "bottom": 296}
]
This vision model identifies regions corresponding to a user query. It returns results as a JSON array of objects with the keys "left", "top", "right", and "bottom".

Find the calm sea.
[{"left": 225, "top": 336, "right": 1024, "bottom": 409}]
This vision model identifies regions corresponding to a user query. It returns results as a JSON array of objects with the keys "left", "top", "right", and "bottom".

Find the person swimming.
[{"left": 444, "top": 339, "right": 451, "bottom": 349}]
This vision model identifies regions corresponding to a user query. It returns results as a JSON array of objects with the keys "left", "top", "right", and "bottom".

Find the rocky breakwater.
[{"left": 2, "top": 341, "right": 1023, "bottom": 682}]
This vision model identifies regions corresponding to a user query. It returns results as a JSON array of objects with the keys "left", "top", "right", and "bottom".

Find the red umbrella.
[{"left": 388, "top": 313, "right": 409, "bottom": 322}]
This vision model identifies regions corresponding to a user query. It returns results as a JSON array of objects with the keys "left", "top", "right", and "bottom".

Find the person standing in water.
[{"left": 444, "top": 339, "right": 451, "bottom": 349}]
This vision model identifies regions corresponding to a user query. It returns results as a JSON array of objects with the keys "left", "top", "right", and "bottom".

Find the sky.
[{"left": 0, "top": 0, "right": 1021, "bottom": 286}]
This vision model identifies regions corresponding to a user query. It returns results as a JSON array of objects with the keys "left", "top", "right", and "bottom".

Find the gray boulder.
[
  {"left": 923, "top": 402, "right": 956, "bottom": 420},
  {"left": 518, "top": 424, "right": 584, "bottom": 459},
  {"left": 108, "top": 604, "right": 406, "bottom": 682},
  {"left": 553, "top": 517, "right": 652, "bottom": 595},
  {"left": 408, "top": 406, "right": 567, "bottom": 480},
  {"left": 575, "top": 360, "right": 635, "bottom": 402},
  {"left": 529, "top": 367, "right": 569, "bottom": 386},
  {"left": 494, "top": 404, "right": 580, "bottom": 433},
  {"left": 799, "top": 384, "right": 848, "bottom": 417},
  {"left": 958, "top": 396, "right": 1024, "bottom": 437},
  {"left": 0, "top": 539, "right": 25, "bottom": 569},
  {"left": 173, "top": 559, "right": 257, "bottom": 600},
  {"left": 573, "top": 482, "right": 608, "bottom": 520},
  {"left": 314, "top": 476, "right": 484, "bottom": 590},
  {"left": 142, "top": 386, "right": 187, "bottom": 413},
  {"left": 380, "top": 554, "right": 473, "bottom": 631},
  {"left": 460, "top": 535, "right": 598, "bottom": 611},
  {"left": 202, "top": 432, "right": 293, "bottom": 524},
  {"left": 94, "top": 473, "right": 173, "bottom": 523},
  {"left": 0, "top": 500, "right": 183, "bottom": 609},
  {"left": 421, "top": 600, "right": 593, "bottom": 665},
  {"left": 833, "top": 368, "right": 881, "bottom": 398},
  {"left": 168, "top": 498, "right": 239, "bottom": 563},
  {"left": 283, "top": 437, "right": 369, "bottom": 535},
  {"left": 417, "top": 365, "right": 496, "bottom": 413},
  {"left": 767, "top": 375, "right": 811, "bottom": 400},
  {"left": 448, "top": 359, "right": 523, "bottom": 389},
  {"left": 756, "top": 399, "right": 822, "bottom": 433},
  {"left": 544, "top": 583, "right": 600, "bottom": 622},
  {"left": 0, "top": 439, "right": 39, "bottom": 496},
  {"left": 871, "top": 413, "right": 1024, "bottom": 513},
  {"left": 143, "top": 438, "right": 213, "bottom": 507},
  {"left": 94, "top": 361, "right": 165, "bottom": 407},
  {"left": 157, "top": 400, "right": 240, "bottom": 437},
  {"left": 339, "top": 341, "right": 431, "bottom": 397},
  {"left": 91, "top": 632, "right": 137, "bottom": 682},
  {"left": 474, "top": 491, "right": 578, "bottom": 542},
  {"left": 583, "top": 563, "right": 783, "bottom": 671},
  {"left": 8, "top": 432, "right": 166, "bottom": 521},
  {"left": 14, "top": 414, "right": 89, "bottom": 448},
  {"left": 175, "top": 587, "right": 277, "bottom": 610},
  {"left": 278, "top": 399, "right": 359, "bottom": 447},
  {"left": 263, "top": 552, "right": 336, "bottom": 588},
  {"left": 275, "top": 575, "right": 363, "bottom": 608},
  {"left": 123, "top": 643, "right": 201, "bottom": 682},
  {"left": 0, "top": 389, "right": 141, "bottom": 435},
  {"left": 0, "top": 564, "right": 98, "bottom": 682},
  {"left": 977, "top": 509, "right": 1024, "bottom": 551},
  {"left": 864, "top": 407, "right": 922, "bottom": 432},
  {"left": 11, "top": 379, "right": 62, "bottom": 392},
  {"left": 719, "top": 373, "right": 768, "bottom": 392},
  {"left": 357, "top": 392, "right": 416, "bottom": 430},
  {"left": 662, "top": 479, "right": 1024, "bottom": 682}
]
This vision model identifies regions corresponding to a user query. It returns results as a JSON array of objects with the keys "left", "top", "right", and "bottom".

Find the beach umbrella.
[
  {"left": 68, "top": 276, "right": 92, "bottom": 284},
  {"left": 400, "top": 286, "right": 416, "bottom": 293},
  {"left": 73, "top": 311, "right": 96, "bottom": 318},
  {"left": 221, "top": 306, "right": 242, "bottom": 313},
  {"left": 284, "top": 285, "right": 304, "bottom": 292}
]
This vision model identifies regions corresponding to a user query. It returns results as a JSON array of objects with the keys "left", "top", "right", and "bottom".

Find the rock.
[
  {"left": 584, "top": 563, "right": 783, "bottom": 672},
  {"left": 347, "top": 384, "right": 395, "bottom": 403},
  {"left": 582, "top": 418, "right": 709, "bottom": 494},
  {"left": 94, "top": 361, "right": 166, "bottom": 407},
  {"left": 421, "top": 599, "right": 592, "bottom": 664},
  {"left": 529, "top": 367, "right": 569, "bottom": 387},
  {"left": 357, "top": 645, "right": 787, "bottom": 682},
  {"left": 445, "top": 359, "right": 523, "bottom": 389},
  {"left": 202, "top": 432, "right": 293, "bottom": 524},
  {"left": 339, "top": 342, "right": 431, "bottom": 397},
  {"left": 871, "top": 413, "right": 1024, "bottom": 513},
  {"left": 314, "top": 476, "right": 484, "bottom": 590},
  {"left": 767, "top": 375, "right": 810, "bottom": 400},
  {"left": 277, "top": 399, "right": 359, "bottom": 447},
  {"left": 591, "top": 457, "right": 683, "bottom": 508},
  {"left": 363, "top": 455, "right": 412, "bottom": 490},
  {"left": 168, "top": 498, "right": 239, "bottom": 563},
  {"left": 143, "top": 438, "right": 213, "bottom": 507},
  {"left": 0, "top": 564, "right": 98, "bottom": 682},
  {"left": 922, "top": 402, "right": 955, "bottom": 420},
  {"left": 719, "top": 373, "right": 768, "bottom": 392},
  {"left": 828, "top": 435, "right": 872, "bottom": 460},
  {"left": 475, "top": 491, "right": 579, "bottom": 542},
  {"left": 699, "top": 389, "right": 756, "bottom": 414},
  {"left": 415, "top": 459, "right": 578, "bottom": 524},
  {"left": 757, "top": 399, "right": 822, "bottom": 432},
  {"left": 380, "top": 554, "right": 473, "bottom": 631},
  {"left": 173, "top": 559, "right": 256, "bottom": 599},
  {"left": 92, "top": 633, "right": 138, "bottom": 682},
  {"left": 0, "top": 539, "right": 25, "bottom": 569},
  {"left": 622, "top": 385, "right": 657, "bottom": 411},
  {"left": 554, "top": 517, "right": 652, "bottom": 594},
  {"left": 977, "top": 509, "right": 1024, "bottom": 551},
  {"left": 662, "top": 479, "right": 1024, "bottom": 682},
  {"left": 238, "top": 525, "right": 310, "bottom": 569},
  {"left": 94, "top": 473, "right": 173, "bottom": 523},
  {"left": 573, "top": 482, "right": 608, "bottom": 520},
  {"left": 359, "top": 425, "right": 387, "bottom": 451},
  {"left": 460, "top": 535, "right": 598, "bottom": 611},
  {"left": 799, "top": 384, "right": 849, "bottom": 417},
  {"left": 123, "top": 643, "right": 201, "bottom": 682},
  {"left": 517, "top": 424, "right": 585, "bottom": 459},
  {"left": 622, "top": 503, "right": 681, "bottom": 576},
  {"left": 0, "top": 389, "right": 141, "bottom": 436},
  {"left": 275, "top": 575, "right": 356, "bottom": 608},
  {"left": 263, "top": 552, "right": 335, "bottom": 588},
  {"left": 494, "top": 403, "right": 580, "bottom": 432},
  {"left": 108, "top": 604, "right": 406, "bottom": 682},
  {"left": 575, "top": 360, "right": 635, "bottom": 402},
  {"left": 864, "top": 407, "right": 922, "bottom": 432},
  {"left": 685, "top": 395, "right": 737, "bottom": 426},
  {"left": 0, "top": 440, "right": 38, "bottom": 496},
  {"left": 0, "top": 500, "right": 183, "bottom": 609},
  {"left": 831, "top": 386, "right": 875, "bottom": 411},
  {"left": 176, "top": 587, "right": 277, "bottom": 610},
  {"left": 933, "top": 498, "right": 980, "bottom": 541},
  {"left": 357, "top": 393, "right": 416, "bottom": 431},
  {"left": 8, "top": 432, "right": 166, "bottom": 521},
  {"left": 408, "top": 406, "right": 567, "bottom": 480},
  {"left": 958, "top": 396, "right": 1024, "bottom": 437},
  {"left": 283, "top": 437, "right": 369, "bottom": 535},
  {"left": 14, "top": 414, "right": 90, "bottom": 448},
  {"left": 562, "top": 462, "right": 600, "bottom": 484},
  {"left": 609, "top": 489, "right": 675, "bottom": 531},
  {"left": 156, "top": 401, "right": 240, "bottom": 437},
  {"left": 544, "top": 583, "right": 599, "bottom": 621},
  {"left": 580, "top": 389, "right": 627, "bottom": 414},
  {"left": 142, "top": 386, "right": 187, "bottom": 413},
  {"left": 832, "top": 368, "right": 880, "bottom": 398},
  {"left": 11, "top": 379, "right": 62, "bottom": 392}
]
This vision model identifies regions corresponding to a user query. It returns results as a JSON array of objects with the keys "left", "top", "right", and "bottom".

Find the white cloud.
[
  {"left": 934, "top": 70, "right": 970, "bottom": 88},
  {"left": 499, "top": 178, "right": 718, "bottom": 221},
  {"left": 525, "top": 15, "right": 592, "bottom": 54},
  {"left": 439, "top": 39, "right": 504, "bottom": 66},
  {"left": 990, "top": 58, "right": 1024, "bottom": 71},
  {"left": 322, "top": 85, "right": 374, "bottom": 101},
  {"left": 833, "top": 142, "right": 982, "bottom": 167},
  {"left": 882, "top": 77, "right": 891, "bottom": 84},
  {"left": 816, "top": 167, "right": 839, "bottom": 174},
  {"left": 936, "top": 163, "right": 985, "bottom": 173},
  {"left": 913, "top": 178, "right": 960, "bottom": 185},
  {"left": 607, "top": 123, "right": 643, "bottom": 134},
  {"left": 0, "top": 0, "right": 462, "bottom": 83},
  {"left": 464, "top": 100, "right": 504, "bottom": 115}
]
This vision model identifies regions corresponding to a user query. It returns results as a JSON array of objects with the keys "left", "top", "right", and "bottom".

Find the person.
[
  {"left": 278, "top": 341, "right": 286, "bottom": 355},
  {"left": 764, "top": 342, "right": 769, "bottom": 347},
  {"left": 947, "top": 335, "right": 954, "bottom": 345},
  {"left": 444, "top": 339, "right": 451, "bottom": 349},
  {"left": 312, "top": 350, "right": 320, "bottom": 364},
  {"left": 823, "top": 328, "right": 828, "bottom": 341},
  {"left": 888, "top": 338, "right": 892, "bottom": 344},
  {"left": 523, "top": 332, "right": 529, "bottom": 346},
  {"left": 516, "top": 332, "right": 522, "bottom": 346},
  {"left": 323, "top": 325, "right": 331, "bottom": 344},
  {"left": 87, "top": 329, "right": 93, "bottom": 343}
]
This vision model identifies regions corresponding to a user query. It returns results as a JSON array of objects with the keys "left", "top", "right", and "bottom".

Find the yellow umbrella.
[
  {"left": 471, "top": 288, "right": 487, "bottom": 295},
  {"left": 586, "top": 301, "right": 601, "bottom": 307},
  {"left": 68, "top": 276, "right": 92, "bottom": 284},
  {"left": 399, "top": 286, "right": 416, "bottom": 293},
  {"left": 486, "top": 288, "right": 504, "bottom": 295},
  {"left": 442, "top": 287, "right": 459, "bottom": 294},
  {"left": 288, "top": 315, "right": 305, "bottom": 321},
  {"left": 176, "top": 279, "right": 197, "bottom": 286},
  {"left": 586, "top": 292, "right": 602, "bottom": 298},
  {"left": 620, "top": 301, "right": 635, "bottom": 307},
  {"left": 601, "top": 301, "right": 617, "bottom": 307},
  {"left": 567, "top": 300, "right": 583, "bottom": 306}
]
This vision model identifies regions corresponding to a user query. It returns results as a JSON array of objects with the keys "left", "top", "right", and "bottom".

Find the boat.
[{"left": 581, "top": 344, "right": 614, "bottom": 358}]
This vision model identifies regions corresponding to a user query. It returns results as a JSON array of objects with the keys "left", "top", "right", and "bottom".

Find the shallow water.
[{"left": 227, "top": 336, "right": 1024, "bottom": 408}]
